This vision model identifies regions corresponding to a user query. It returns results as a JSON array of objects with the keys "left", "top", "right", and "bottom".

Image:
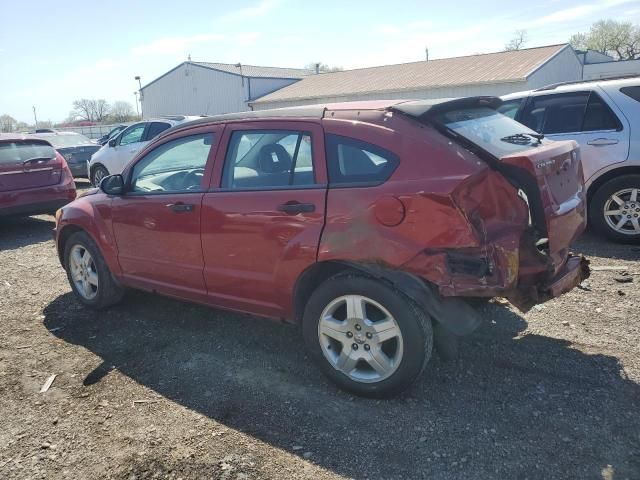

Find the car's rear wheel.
[
  {"left": 64, "top": 231, "right": 124, "bottom": 309},
  {"left": 302, "top": 273, "right": 433, "bottom": 398},
  {"left": 91, "top": 165, "right": 109, "bottom": 187},
  {"left": 590, "top": 175, "right": 640, "bottom": 243}
]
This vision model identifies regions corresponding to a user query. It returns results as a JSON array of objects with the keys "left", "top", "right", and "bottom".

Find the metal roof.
[
  {"left": 251, "top": 44, "right": 570, "bottom": 104},
  {"left": 191, "top": 62, "right": 313, "bottom": 79}
]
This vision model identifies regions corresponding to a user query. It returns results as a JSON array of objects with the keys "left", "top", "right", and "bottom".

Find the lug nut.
[
  {"left": 355, "top": 324, "right": 361, "bottom": 331},
  {"left": 366, "top": 332, "right": 372, "bottom": 339},
  {"left": 346, "top": 331, "right": 353, "bottom": 338},
  {"left": 364, "top": 344, "right": 370, "bottom": 351},
  {"left": 352, "top": 343, "right": 359, "bottom": 350}
]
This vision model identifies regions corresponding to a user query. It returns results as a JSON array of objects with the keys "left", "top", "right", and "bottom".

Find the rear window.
[
  {"left": 432, "top": 106, "right": 545, "bottom": 158},
  {"left": 620, "top": 86, "right": 640, "bottom": 102},
  {"left": 44, "top": 134, "right": 92, "bottom": 148},
  {"left": 325, "top": 135, "right": 399, "bottom": 186},
  {"left": 0, "top": 141, "right": 56, "bottom": 165}
]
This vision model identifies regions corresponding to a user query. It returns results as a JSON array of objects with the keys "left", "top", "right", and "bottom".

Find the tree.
[
  {"left": 0, "top": 114, "right": 17, "bottom": 133},
  {"left": 304, "top": 62, "right": 344, "bottom": 73},
  {"left": 505, "top": 30, "right": 528, "bottom": 51},
  {"left": 570, "top": 20, "right": 640, "bottom": 60},
  {"left": 70, "top": 99, "right": 111, "bottom": 122},
  {"left": 109, "top": 101, "right": 135, "bottom": 123}
]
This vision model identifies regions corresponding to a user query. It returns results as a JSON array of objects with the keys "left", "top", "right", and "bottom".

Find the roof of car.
[
  {"left": 502, "top": 75, "right": 640, "bottom": 100},
  {"left": 160, "top": 97, "right": 502, "bottom": 138},
  {"left": 0, "top": 133, "right": 52, "bottom": 142}
]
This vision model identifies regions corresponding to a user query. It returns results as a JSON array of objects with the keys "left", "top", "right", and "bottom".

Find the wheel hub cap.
[{"left": 69, "top": 245, "right": 99, "bottom": 300}]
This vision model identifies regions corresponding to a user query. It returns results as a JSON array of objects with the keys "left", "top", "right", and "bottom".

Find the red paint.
[
  {"left": 55, "top": 101, "right": 588, "bottom": 320},
  {"left": 0, "top": 135, "right": 76, "bottom": 216}
]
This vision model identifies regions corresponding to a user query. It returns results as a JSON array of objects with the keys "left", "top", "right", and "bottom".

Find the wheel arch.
[
  {"left": 56, "top": 224, "right": 86, "bottom": 267},
  {"left": 587, "top": 166, "right": 640, "bottom": 205},
  {"left": 89, "top": 162, "right": 109, "bottom": 185},
  {"left": 293, "top": 261, "right": 482, "bottom": 336}
]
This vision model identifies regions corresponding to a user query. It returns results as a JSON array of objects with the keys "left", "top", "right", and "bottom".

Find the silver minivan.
[{"left": 501, "top": 77, "right": 640, "bottom": 243}]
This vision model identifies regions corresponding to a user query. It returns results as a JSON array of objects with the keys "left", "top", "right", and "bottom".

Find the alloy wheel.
[
  {"left": 603, "top": 188, "right": 640, "bottom": 236},
  {"left": 69, "top": 244, "right": 99, "bottom": 300},
  {"left": 318, "top": 295, "right": 404, "bottom": 383}
]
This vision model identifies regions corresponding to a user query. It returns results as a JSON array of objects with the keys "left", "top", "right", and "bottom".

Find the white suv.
[
  {"left": 88, "top": 116, "right": 200, "bottom": 185},
  {"left": 501, "top": 77, "right": 640, "bottom": 243}
]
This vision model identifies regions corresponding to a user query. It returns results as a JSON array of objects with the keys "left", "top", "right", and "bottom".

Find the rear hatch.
[
  {"left": 0, "top": 139, "right": 62, "bottom": 192},
  {"left": 41, "top": 134, "right": 100, "bottom": 166},
  {"left": 57, "top": 145, "right": 101, "bottom": 165},
  {"left": 392, "top": 97, "right": 586, "bottom": 265}
]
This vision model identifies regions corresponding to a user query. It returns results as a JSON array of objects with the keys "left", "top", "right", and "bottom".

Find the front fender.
[{"left": 56, "top": 196, "right": 120, "bottom": 276}]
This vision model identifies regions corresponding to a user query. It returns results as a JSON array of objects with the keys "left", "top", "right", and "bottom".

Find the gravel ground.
[{"left": 1, "top": 183, "right": 639, "bottom": 479}]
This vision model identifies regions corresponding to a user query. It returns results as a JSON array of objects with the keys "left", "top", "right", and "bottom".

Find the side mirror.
[
  {"left": 108, "top": 139, "right": 117, "bottom": 147},
  {"left": 100, "top": 174, "right": 125, "bottom": 195}
]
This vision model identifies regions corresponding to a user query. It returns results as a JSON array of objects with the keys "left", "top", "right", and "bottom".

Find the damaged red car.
[{"left": 54, "top": 97, "right": 589, "bottom": 397}]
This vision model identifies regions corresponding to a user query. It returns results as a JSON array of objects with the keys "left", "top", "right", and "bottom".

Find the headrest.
[{"left": 258, "top": 144, "right": 292, "bottom": 173}]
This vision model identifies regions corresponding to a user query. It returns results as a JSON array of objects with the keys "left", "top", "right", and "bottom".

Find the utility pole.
[
  {"left": 133, "top": 92, "right": 140, "bottom": 118},
  {"left": 134, "top": 76, "right": 143, "bottom": 118},
  {"left": 33, "top": 106, "right": 38, "bottom": 129}
]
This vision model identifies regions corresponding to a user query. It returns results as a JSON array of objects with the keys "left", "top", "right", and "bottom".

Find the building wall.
[
  {"left": 526, "top": 45, "right": 583, "bottom": 88},
  {"left": 141, "top": 64, "right": 249, "bottom": 118},
  {"left": 252, "top": 81, "right": 531, "bottom": 110},
  {"left": 583, "top": 59, "right": 640, "bottom": 80},
  {"left": 141, "top": 64, "right": 304, "bottom": 117}
]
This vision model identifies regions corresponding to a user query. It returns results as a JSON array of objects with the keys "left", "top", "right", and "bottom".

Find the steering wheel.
[{"left": 181, "top": 169, "right": 205, "bottom": 191}]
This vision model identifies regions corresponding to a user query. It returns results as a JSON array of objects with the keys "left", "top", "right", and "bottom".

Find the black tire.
[
  {"left": 302, "top": 273, "right": 433, "bottom": 398},
  {"left": 64, "top": 231, "right": 124, "bottom": 309},
  {"left": 589, "top": 174, "right": 640, "bottom": 244},
  {"left": 91, "top": 165, "right": 109, "bottom": 187}
]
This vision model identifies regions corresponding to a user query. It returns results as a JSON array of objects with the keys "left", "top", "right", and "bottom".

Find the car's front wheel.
[
  {"left": 91, "top": 165, "right": 109, "bottom": 187},
  {"left": 64, "top": 231, "right": 124, "bottom": 309},
  {"left": 589, "top": 175, "right": 640, "bottom": 243},
  {"left": 302, "top": 273, "right": 433, "bottom": 398}
]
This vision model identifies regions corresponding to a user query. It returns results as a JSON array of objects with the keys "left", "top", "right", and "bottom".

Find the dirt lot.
[{"left": 1, "top": 184, "right": 639, "bottom": 479}]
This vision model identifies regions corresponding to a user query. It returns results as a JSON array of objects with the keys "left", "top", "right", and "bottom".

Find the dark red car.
[
  {"left": 54, "top": 98, "right": 589, "bottom": 397},
  {"left": 0, "top": 134, "right": 76, "bottom": 217}
]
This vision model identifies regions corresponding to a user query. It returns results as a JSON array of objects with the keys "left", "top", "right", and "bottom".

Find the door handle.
[
  {"left": 277, "top": 202, "right": 315, "bottom": 214},
  {"left": 166, "top": 203, "right": 194, "bottom": 213},
  {"left": 130, "top": 149, "right": 138, "bottom": 153},
  {"left": 587, "top": 138, "right": 619, "bottom": 146}
]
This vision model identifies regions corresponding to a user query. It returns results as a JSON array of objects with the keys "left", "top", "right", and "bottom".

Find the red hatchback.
[
  {"left": 0, "top": 134, "right": 76, "bottom": 217},
  {"left": 54, "top": 98, "right": 589, "bottom": 397}
]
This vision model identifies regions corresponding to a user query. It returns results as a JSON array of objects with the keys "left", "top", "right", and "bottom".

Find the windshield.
[
  {"left": 432, "top": 106, "right": 546, "bottom": 158},
  {"left": 46, "top": 134, "right": 93, "bottom": 148}
]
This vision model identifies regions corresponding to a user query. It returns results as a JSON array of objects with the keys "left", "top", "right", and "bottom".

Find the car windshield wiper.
[
  {"left": 22, "top": 156, "right": 54, "bottom": 164},
  {"left": 500, "top": 132, "right": 544, "bottom": 145}
]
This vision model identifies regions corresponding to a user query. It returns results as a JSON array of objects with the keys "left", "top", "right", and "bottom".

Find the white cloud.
[
  {"left": 528, "top": 0, "right": 636, "bottom": 26},
  {"left": 222, "top": 0, "right": 281, "bottom": 21}
]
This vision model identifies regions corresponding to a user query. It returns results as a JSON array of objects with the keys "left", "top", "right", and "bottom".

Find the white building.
[
  {"left": 140, "top": 61, "right": 313, "bottom": 118},
  {"left": 251, "top": 44, "right": 585, "bottom": 110}
]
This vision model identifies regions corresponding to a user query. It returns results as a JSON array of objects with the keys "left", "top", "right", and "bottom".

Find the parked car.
[
  {"left": 95, "top": 124, "right": 127, "bottom": 146},
  {"left": 34, "top": 128, "right": 57, "bottom": 133},
  {"left": 55, "top": 98, "right": 589, "bottom": 397},
  {"left": 34, "top": 132, "right": 100, "bottom": 179},
  {"left": 0, "top": 134, "right": 76, "bottom": 217},
  {"left": 500, "top": 76, "right": 640, "bottom": 243},
  {"left": 88, "top": 116, "right": 199, "bottom": 185}
]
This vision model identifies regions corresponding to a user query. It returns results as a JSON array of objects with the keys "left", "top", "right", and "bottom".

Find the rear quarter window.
[
  {"left": 620, "top": 86, "right": 640, "bottom": 102},
  {"left": 325, "top": 134, "right": 399, "bottom": 186}
]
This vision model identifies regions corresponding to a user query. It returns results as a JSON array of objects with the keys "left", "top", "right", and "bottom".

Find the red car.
[
  {"left": 54, "top": 98, "right": 589, "bottom": 397},
  {"left": 0, "top": 134, "right": 76, "bottom": 217}
]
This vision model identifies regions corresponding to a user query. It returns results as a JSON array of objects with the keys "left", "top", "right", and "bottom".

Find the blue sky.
[{"left": 1, "top": 0, "right": 639, "bottom": 123}]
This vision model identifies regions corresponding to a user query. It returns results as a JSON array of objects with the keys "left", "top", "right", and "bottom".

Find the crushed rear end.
[{"left": 392, "top": 97, "right": 589, "bottom": 311}]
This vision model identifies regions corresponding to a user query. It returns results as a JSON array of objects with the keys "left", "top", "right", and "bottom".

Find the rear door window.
[
  {"left": 520, "top": 92, "right": 589, "bottom": 134},
  {"left": 325, "top": 135, "right": 399, "bottom": 186},
  {"left": 145, "top": 122, "right": 172, "bottom": 141},
  {"left": 222, "top": 130, "right": 315, "bottom": 189},
  {"left": 520, "top": 91, "right": 621, "bottom": 134}
]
